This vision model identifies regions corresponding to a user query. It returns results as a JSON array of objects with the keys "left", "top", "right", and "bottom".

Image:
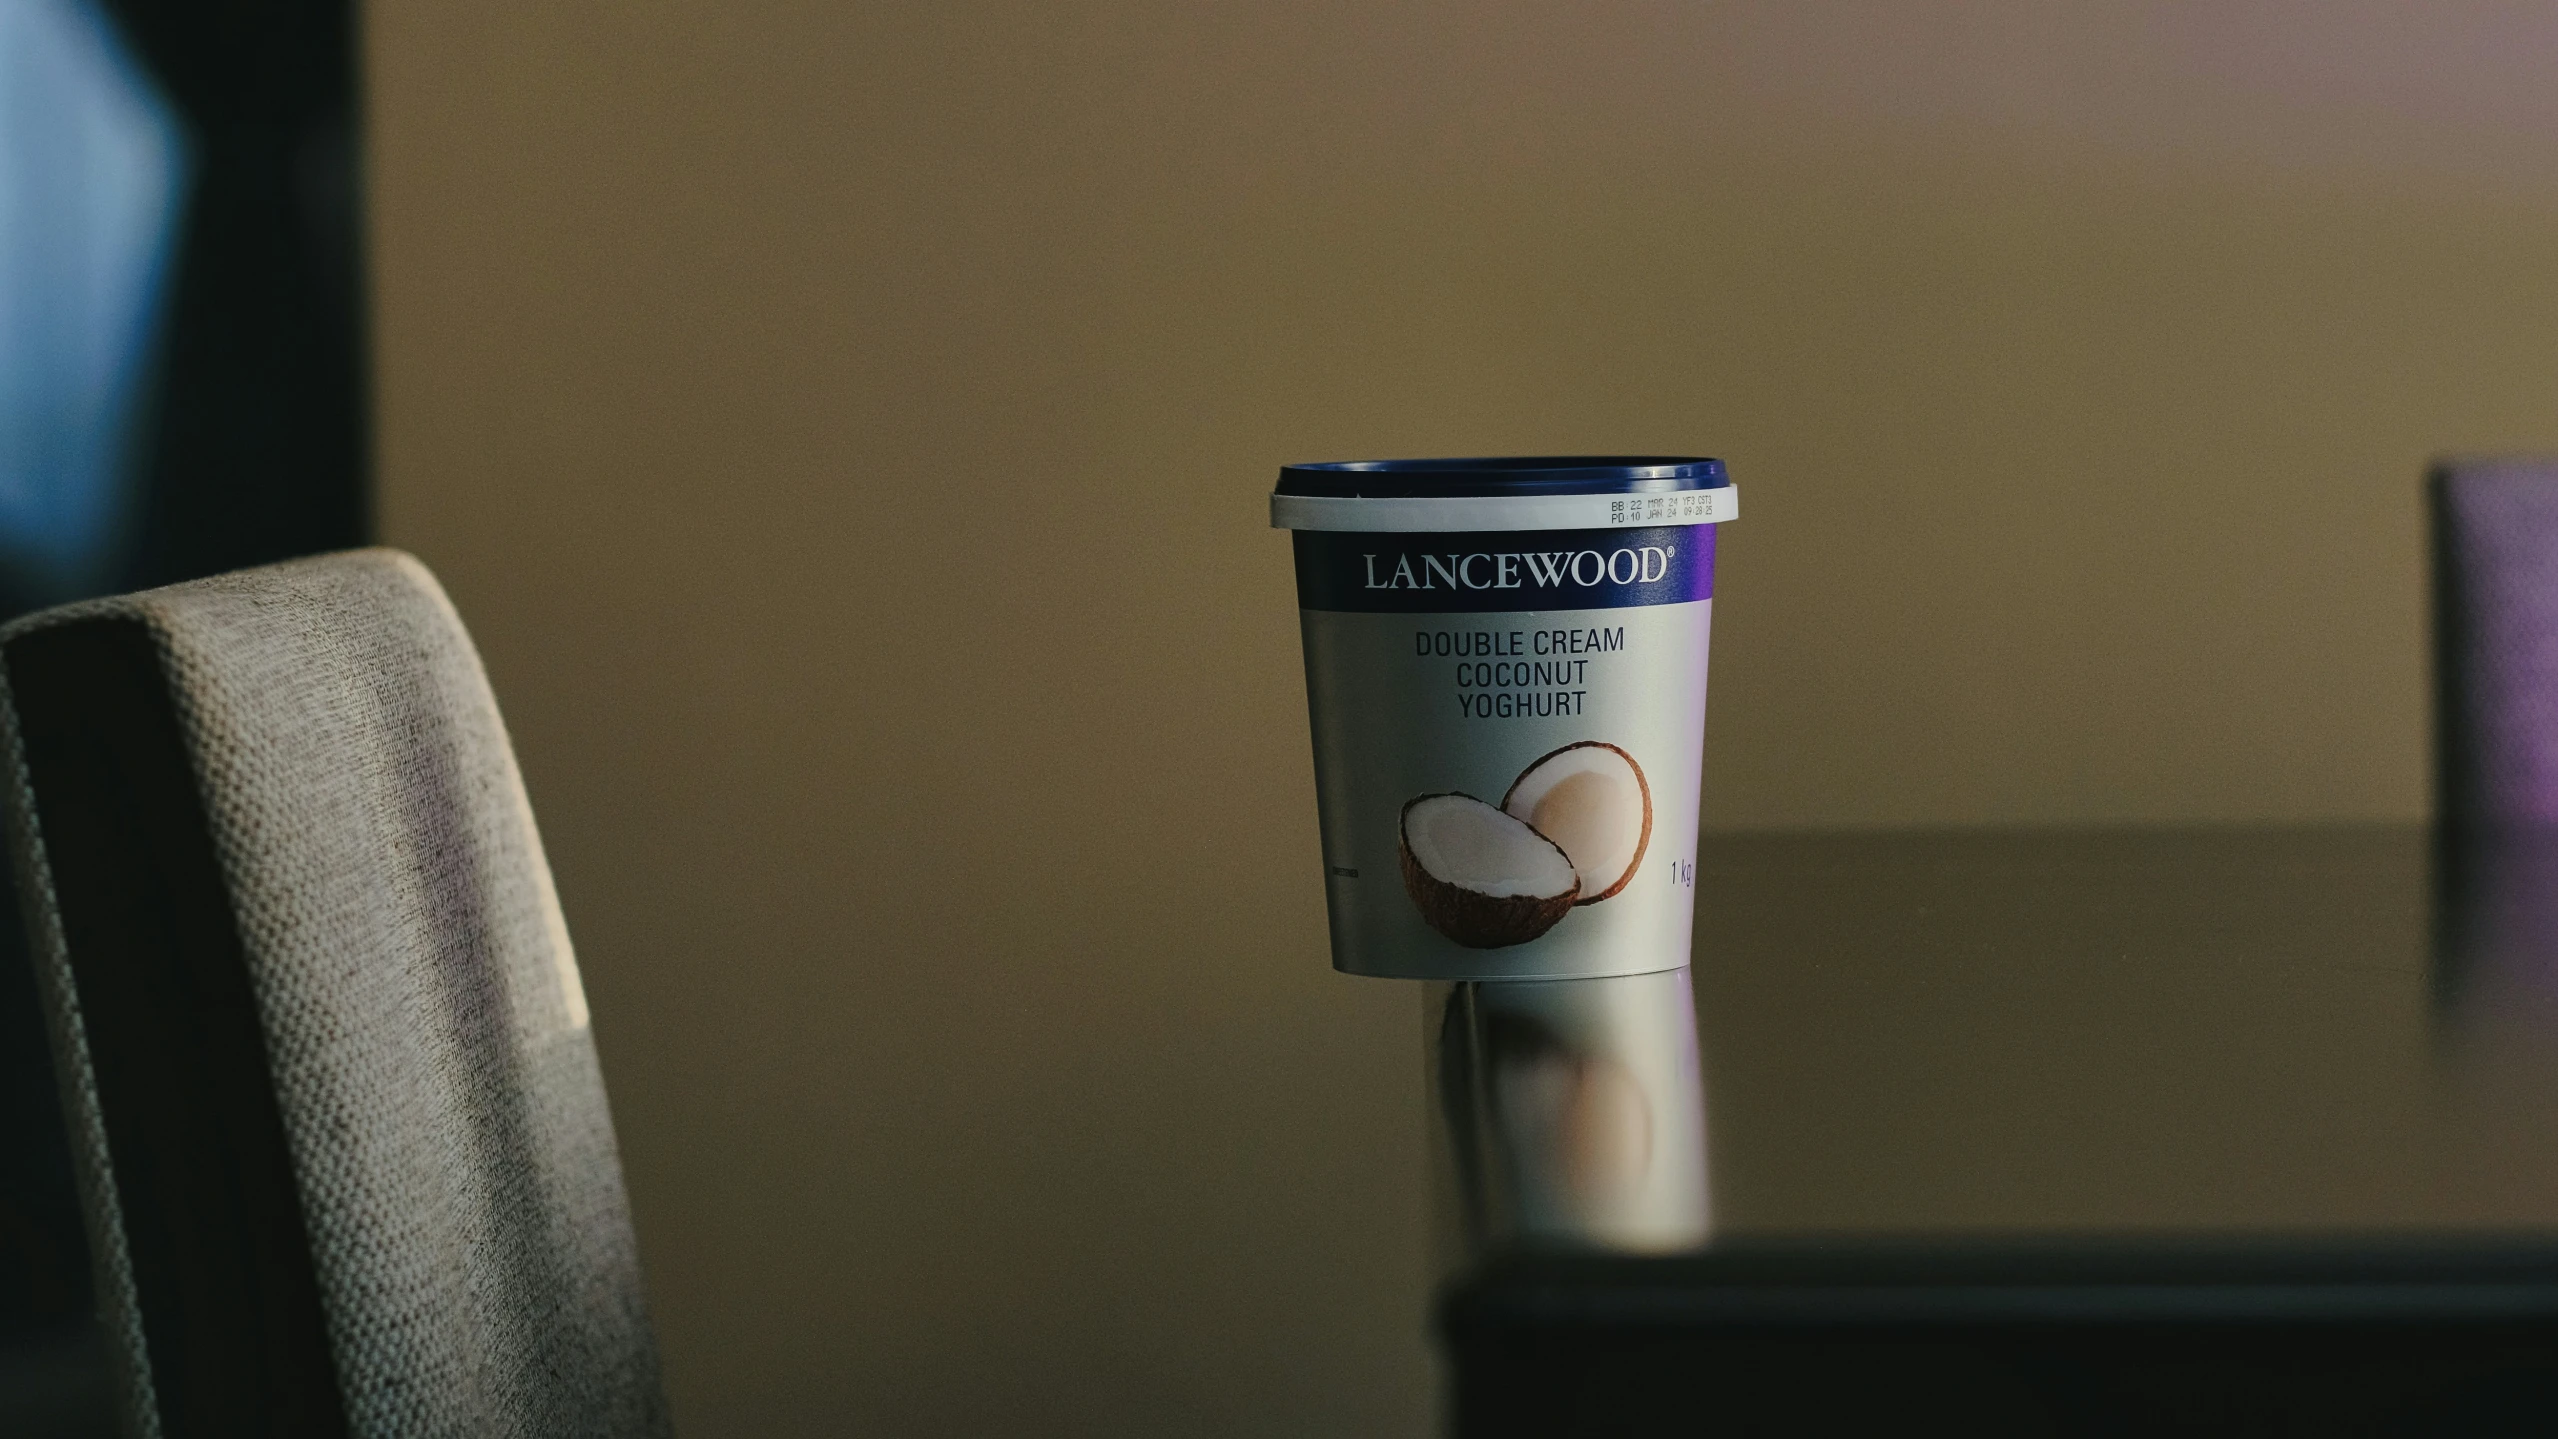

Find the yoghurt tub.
[{"left": 1272, "top": 457, "right": 1736, "bottom": 981}]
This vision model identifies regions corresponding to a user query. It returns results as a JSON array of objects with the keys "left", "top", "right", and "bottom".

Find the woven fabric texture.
[
  {"left": 0, "top": 549, "right": 668, "bottom": 1437},
  {"left": 2435, "top": 459, "right": 2558, "bottom": 828}
]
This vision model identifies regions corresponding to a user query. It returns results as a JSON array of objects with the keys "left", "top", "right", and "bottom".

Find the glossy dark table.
[{"left": 1438, "top": 826, "right": 2558, "bottom": 1435}]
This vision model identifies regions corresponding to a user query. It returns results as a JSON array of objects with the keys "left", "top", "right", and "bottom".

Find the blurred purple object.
[{"left": 2432, "top": 458, "right": 2558, "bottom": 829}]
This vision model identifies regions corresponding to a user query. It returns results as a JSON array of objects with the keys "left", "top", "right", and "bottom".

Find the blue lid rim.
[{"left": 1275, "top": 455, "right": 1729, "bottom": 499}]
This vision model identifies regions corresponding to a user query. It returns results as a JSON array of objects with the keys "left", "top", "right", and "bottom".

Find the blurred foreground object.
[
  {"left": 2431, "top": 457, "right": 2558, "bottom": 830},
  {"left": 0, "top": 552, "right": 665, "bottom": 1436}
]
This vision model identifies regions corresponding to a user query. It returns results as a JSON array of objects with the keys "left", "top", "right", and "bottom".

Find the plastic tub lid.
[
  {"left": 1271, "top": 456, "right": 1734, "bottom": 533},
  {"left": 1275, "top": 456, "right": 1728, "bottom": 498}
]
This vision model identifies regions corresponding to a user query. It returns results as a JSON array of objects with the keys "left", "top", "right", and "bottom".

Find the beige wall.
[{"left": 366, "top": 2, "right": 2558, "bottom": 1430}]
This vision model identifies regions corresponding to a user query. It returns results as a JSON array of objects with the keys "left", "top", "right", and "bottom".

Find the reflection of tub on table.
[{"left": 1431, "top": 966, "right": 1709, "bottom": 1256}]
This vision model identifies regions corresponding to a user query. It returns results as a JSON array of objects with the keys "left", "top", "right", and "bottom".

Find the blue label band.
[{"left": 1292, "top": 525, "right": 1715, "bottom": 614}]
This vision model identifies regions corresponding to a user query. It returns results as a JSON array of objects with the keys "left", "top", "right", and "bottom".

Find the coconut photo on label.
[
  {"left": 1398, "top": 742, "right": 1653, "bottom": 949},
  {"left": 1504, "top": 742, "right": 1652, "bottom": 905}
]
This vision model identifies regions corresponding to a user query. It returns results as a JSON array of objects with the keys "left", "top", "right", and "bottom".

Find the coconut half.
[
  {"left": 1502, "top": 742, "right": 1652, "bottom": 905},
  {"left": 1399, "top": 793, "right": 1582, "bottom": 948}
]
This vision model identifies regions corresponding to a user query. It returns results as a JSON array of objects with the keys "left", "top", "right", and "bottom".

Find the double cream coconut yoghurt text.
[{"left": 1274, "top": 458, "right": 1736, "bottom": 982}]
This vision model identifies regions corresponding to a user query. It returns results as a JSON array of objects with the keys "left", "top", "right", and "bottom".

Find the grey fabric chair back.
[
  {"left": 0, "top": 550, "right": 669, "bottom": 1437},
  {"left": 2432, "top": 458, "right": 2558, "bottom": 830}
]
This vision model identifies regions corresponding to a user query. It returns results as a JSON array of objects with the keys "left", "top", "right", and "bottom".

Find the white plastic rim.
[{"left": 1270, "top": 486, "right": 1736, "bottom": 534}]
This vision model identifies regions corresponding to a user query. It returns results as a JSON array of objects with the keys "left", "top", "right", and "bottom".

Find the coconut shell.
[
  {"left": 1398, "top": 794, "right": 1581, "bottom": 948},
  {"left": 1501, "top": 740, "right": 1653, "bottom": 905}
]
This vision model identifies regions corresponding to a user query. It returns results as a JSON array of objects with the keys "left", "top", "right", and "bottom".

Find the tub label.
[{"left": 1293, "top": 525, "right": 1712, "bottom": 980}]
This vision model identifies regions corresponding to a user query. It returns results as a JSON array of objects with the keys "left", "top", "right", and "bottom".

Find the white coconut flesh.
[
  {"left": 1504, "top": 744, "right": 1651, "bottom": 903},
  {"left": 1402, "top": 794, "right": 1578, "bottom": 900}
]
